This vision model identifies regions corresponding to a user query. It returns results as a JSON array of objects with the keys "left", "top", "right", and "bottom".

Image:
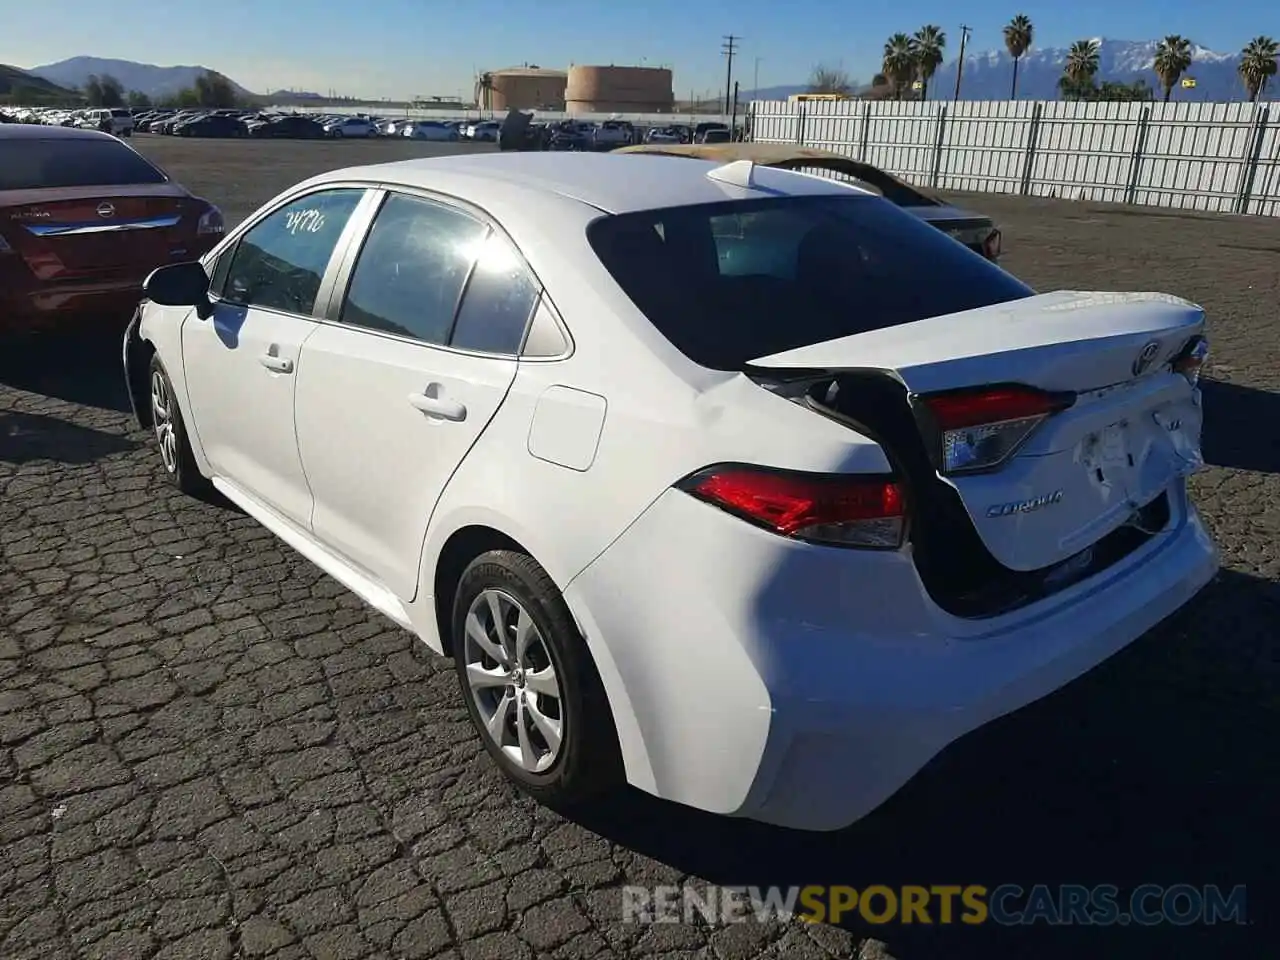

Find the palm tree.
[
  {"left": 1153, "top": 35, "right": 1193, "bottom": 102},
  {"left": 911, "top": 25, "right": 946, "bottom": 100},
  {"left": 1003, "top": 14, "right": 1034, "bottom": 98},
  {"left": 1064, "top": 39, "right": 1101, "bottom": 86},
  {"left": 883, "top": 34, "right": 916, "bottom": 99},
  {"left": 1239, "top": 36, "right": 1279, "bottom": 102}
]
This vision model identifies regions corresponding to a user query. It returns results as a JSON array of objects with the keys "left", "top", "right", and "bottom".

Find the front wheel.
[
  {"left": 452, "top": 550, "right": 622, "bottom": 806},
  {"left": 148, "top": 355, "right": 209, "bottom": 496}
]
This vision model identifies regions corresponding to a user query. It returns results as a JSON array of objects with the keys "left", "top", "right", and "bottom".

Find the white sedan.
[
  {"left": 402, "top": 120, "right": 460, "bottom": 141},
  {"left": 324, "top": 116, "right": 378, "bottom": 138},
  {"left": 123, "top": 153, "right": 1218, "bottom": 831}
]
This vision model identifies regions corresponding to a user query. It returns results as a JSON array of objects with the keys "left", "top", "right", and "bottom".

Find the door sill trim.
[{"left": 211, "top": 477, "right": 414, "bottom": 631}]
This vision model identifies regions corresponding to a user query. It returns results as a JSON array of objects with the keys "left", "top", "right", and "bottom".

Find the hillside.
[
  {"left": 27, "top": 57, "right": 256, "bottom": 100},
  {"left": 0, "top": 63, "right": 79, "bottom": 101},
  {"left": 931, "top": 38, "right": 1252, "bottom": 101}
]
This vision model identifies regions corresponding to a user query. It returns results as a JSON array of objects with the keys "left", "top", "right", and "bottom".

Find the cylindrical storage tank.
[
  {"left": 483, "top": 68, "right": 567, "bottom": 111},
  {"left": 565, "top": 65, "right": 674, "bottom": 114}
]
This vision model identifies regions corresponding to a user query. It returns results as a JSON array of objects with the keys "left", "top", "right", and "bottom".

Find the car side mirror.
[{"left": 143, "top": 261, "right": 212, "bottom": 317}]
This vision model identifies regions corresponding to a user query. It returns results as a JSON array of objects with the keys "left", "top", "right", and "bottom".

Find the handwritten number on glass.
[{"left": 286, "top": 209, "right": 326, "bottom": 235}]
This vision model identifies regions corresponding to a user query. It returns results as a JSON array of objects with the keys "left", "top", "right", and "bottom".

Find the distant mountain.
[
  {"left": 931, "top": 38, "right": 1252, "bottom": 102},
  {"left": 748, "top": 39, "right": 1258, "bottom": 105},
  {"left": 267, "top": 89, "right": 324, "bottom": 100},
  {"left": 739, "top": 84, "right": 807, "bottom": 102},
  {"left": 26, "top": 57, "right": 256, "bottom": 99},
  {"left": 0, "top": 64, "right": 77, "bottom": 100}
]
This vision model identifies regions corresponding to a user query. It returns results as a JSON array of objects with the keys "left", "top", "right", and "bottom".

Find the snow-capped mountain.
[{"left": 929, "top": 38, "right": 1253, "bottom": 101}]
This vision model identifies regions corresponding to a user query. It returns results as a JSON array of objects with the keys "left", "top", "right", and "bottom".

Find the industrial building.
[
  {"left": 478, "top": 66, "right": 568, "bottom": 111},
  {"left": 565, "top": 65, "right": 674, "bottom": 114}
]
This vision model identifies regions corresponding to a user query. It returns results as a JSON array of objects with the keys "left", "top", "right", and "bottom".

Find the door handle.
[
  {"left": 259, "top": 355, "right": 293, "bottom": 374},
  {"left": 408, "top": 388, "right": 466, "bottom": 421}
]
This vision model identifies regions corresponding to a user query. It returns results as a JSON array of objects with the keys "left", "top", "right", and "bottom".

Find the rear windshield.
[
  {"left": 587, "top": 194, "right": 1032, "bottom": 370},
  {"left": 0, "top": 139, "right": 167, "bottom": 191}
]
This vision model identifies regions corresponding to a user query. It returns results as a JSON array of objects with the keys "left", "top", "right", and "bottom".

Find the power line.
[{"left": 722, "top": 35, "right": 740, "bottom": 116}]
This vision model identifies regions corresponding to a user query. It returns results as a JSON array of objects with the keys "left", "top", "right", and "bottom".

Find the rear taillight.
[
  {"left": 196, "top": 204, "right": 224, "bottom": 236},
  {"left": 676, "top": 465, "right": 907, "bottom": 548},
  {"left": 982, "top": 228, "right": 1002, "bottom": 260},
  {"left": 1171, "top": 335, "right": 1209, "bottom": 385},
  {"left": 921, "top": 384, "right": 1075, "bottom": 475}
]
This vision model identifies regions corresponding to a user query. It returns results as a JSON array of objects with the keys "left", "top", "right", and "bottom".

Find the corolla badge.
[
  {"left": 986, "top": 490, "right": 1063, "bottom": 518},
  {"left": 96, "top": 202, "right": 116, "bottom": 218},
  {"left": 1132, "top": 340, "right": 1161, "bottom": 376}
]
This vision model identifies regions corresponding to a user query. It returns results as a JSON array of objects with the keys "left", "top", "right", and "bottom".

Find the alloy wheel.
[
  {"left": 150, "top": 369, "right": 178, "bottom": 474},
  {"left": 462, "top": 588, "right": 563, "bottom": 773}
]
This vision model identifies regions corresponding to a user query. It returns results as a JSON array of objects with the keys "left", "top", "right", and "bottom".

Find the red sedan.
[{"left": 0, "top": 124, "right": 224, "bottom": 333}]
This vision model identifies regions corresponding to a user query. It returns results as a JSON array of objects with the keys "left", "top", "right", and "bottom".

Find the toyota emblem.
[
  {"left": 1132, "top": 340, "right": 1161, "bottom": 376},
  {"left": 96, "top": 202, "right": 115, "bottom": 219}
]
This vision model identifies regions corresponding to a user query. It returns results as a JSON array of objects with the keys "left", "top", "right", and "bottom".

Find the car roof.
[
  {"left": 312, "top": 151, "right": 876, "bottom": 215},
  {"left": 0, "top": 123, "right": 118, "bottom": 141}
]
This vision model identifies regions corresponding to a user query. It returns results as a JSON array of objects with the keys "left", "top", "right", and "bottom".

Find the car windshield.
[
  {"left": 0, "top": 138, "right": 168, "bottom": 191},
  {"left": 587, "top": 194, "right": 1032, "bottom": 371}
]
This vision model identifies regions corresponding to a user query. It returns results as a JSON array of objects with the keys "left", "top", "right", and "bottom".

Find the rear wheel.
[
  {"left": 148, "top": 355, "right": 208, "bottom": 496},
  {"left": 452, "top": 550, "right": 622, "bottom": 806}
]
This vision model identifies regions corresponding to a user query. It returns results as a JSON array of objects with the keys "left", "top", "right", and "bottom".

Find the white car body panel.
[
  {"left": 750, "top": 290, "right": 1207, "bottom": 571},
  {"left": 131, "top": 152, "right": 1219, "bottom": 831},
  {"left": 181, "top": 305, "right": 319, "bottom": 527},
  {"left": 294, "top": 323, "right": 518, "bottom": 600}
]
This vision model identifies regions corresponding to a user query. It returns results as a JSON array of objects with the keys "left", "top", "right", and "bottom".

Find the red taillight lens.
[
  {"left": 677, "top": 465, "right": 907, "bottom": 548},
  {"left": 1171, "top": 335, "right": 1208, "bottom": 385},
  {"left": 922, "top": 384, "right": 1074, "bottom": 475}
]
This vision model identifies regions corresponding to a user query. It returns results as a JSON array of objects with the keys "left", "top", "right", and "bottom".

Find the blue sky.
[{"left": 2, "top": 0, "right": 1273, "bottom": 98}]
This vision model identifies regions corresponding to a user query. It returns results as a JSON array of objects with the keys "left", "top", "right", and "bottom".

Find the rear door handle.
[
  {"left": 259, "top": 355, "right": 293, "bottom": 374},
  {"left": 408, "top": 388, "right": 466, "bottom": 421}
]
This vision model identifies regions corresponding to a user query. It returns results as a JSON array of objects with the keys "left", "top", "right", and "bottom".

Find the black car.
[
  {"left": 249, "top": 115, "right": 326, "bottom": 139},
  {"left": 177, "top": 115, "right": 247, "bottom": 137}
]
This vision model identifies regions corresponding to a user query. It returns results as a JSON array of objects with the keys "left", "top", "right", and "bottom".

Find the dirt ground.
[{"left": 0, "top": 134, "right": 1276, "bottom": 960}]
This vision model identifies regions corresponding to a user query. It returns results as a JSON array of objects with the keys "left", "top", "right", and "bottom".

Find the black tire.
[
  {"left": 147, "top": 354, "right": 209, "bottom": 495},
  {"left": 452, "top": 550, "right": 623, "bottom": 806}
]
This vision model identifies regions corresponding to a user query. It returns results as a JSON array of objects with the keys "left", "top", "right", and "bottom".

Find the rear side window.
[
  {"left": 450, "top": 231, "right": 540, "bottom": 354},
  {"left": 0, "top": 139, "right": 167, "bottom": 190},
  {"left": 340, "top": 192, "right": 487, "bottom": 344},
  {"left": 587, "top": 195, "right": 1032, "bottom": 370}
]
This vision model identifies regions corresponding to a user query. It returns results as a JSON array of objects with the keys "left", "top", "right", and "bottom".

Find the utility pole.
[
  {"left": 753, "top": 57, "right": 762, "bottom": 97},
  {"left": 953, "top": 25, "right": 972, "bottom": 101},
  {"left": 722, "top": 34, "right": 740, "bottom": 116}
]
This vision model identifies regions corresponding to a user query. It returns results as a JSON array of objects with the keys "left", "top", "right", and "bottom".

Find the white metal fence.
[{"left": 748, "top": 99, "right": 1280, "bottom": 218}]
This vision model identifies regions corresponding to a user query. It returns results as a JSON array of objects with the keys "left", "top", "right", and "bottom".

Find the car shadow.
[
  {"left": 564, "top": 568, "right": 1274, "bottom": 959},
  {"left": 1200, "top": 379, "right": 1280, "bottom": 474},
  {"left": 0, "top": 410, "right": 140, "bottom": 465},
  {"left": 0, "top": 326, "right": 133, "bottom": 413}
]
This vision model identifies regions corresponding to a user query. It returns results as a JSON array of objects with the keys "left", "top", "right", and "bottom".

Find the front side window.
[
  {"left": 587, "top": 194, "right": 1033, "bottom": 371},
  {"left": 219, "top": 188, "right": 364, "bottom": 316},
  {"left": 340, "top": 192, "right": 487, "bottom": 345}
]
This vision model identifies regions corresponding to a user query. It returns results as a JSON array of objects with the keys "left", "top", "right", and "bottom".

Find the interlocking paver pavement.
[{"left": 1, "top": 138, "right": 1275, "bottom": 960}]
